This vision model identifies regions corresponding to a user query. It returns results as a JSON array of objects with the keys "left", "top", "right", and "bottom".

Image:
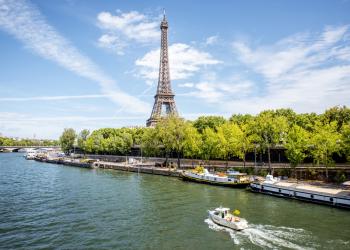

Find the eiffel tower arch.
[{"left": 146, "top": 11, "right": 178, "bottom": 127}]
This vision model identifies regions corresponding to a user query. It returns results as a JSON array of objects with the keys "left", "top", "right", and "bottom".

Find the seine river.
[{"left": 0, "top": 153, "right": 349, "bottom": 249}]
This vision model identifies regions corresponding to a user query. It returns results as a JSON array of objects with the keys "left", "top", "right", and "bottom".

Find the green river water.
[{"left": 0, "top": 153, "right": 349, "bottom": 249}]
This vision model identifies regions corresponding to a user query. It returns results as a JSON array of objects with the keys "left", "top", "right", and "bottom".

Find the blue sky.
[{"left": 0, "top": 0, "right": 350, "bottom": 139}]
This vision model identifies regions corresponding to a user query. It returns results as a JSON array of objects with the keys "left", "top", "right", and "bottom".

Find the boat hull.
[
  {"left": 181, "top": 172, "right": 250, "bottom": 188},
  {"left": 250, "top": 182, "right": 350, "bottom": 209},
  {"left": 209, "top": 212, "right": 247, "bottom": 230}
]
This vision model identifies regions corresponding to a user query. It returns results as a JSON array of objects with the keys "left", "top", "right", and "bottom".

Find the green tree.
[
  {"left": 217, "top": 122, "right": 243, "bottom": 165},
  {"left": 118, "top": 132, "right": 133, "bottom": 155},
  {"left": 183, "top": 124, "right": 202, "bottom": 161},
  {"left": 250, "top": 111, "right": 288, "bottom": 173},
  {"left": 321, "top": 106, "right": 350, "bottom": 130},
  {"left": 341, "top": 123, "right": 350, "bottom": 162},
  {"left": 200, "top": 127, "right": 220, "bottom": 164},
  {"left": 131, "top": 127, "right": 146, "bottom": 146},
  {"left": 83, "top": 128, "right": 134, "bottom": 155},
  {"left": 193, "top": 116, "right": 226, "bottom": 133},
  {"left": 59, "top": 128, "right": 76, "bottom": 154},
  {"left": 229, "top": 114, "right": 253, "bottom": 126},
  {"left": 102, "top": 133, "right": 133, "bottom": 155},
  {"left": 285, "top": 125, "right": 310, "bottom": 178},
  {"left": 141, "top": 128, "right": 160, "bottom": 157},
  {"left": 295, "top": 112, "right": 320, "bottom": 132},
  {"left": 84, "top": 131, "right": 103, "bottom": 154},
  {"left": 77, "top": 129, "right": 90, "bottom": 151},
  {"left": 156, "top": 116, "right": 188, "bottom": 168},
  {"left": 236, "top": 123, "right": 254, "bottom": 167},
  {"left": 310, "top": 121, "right": 342, "bottom": 180}
]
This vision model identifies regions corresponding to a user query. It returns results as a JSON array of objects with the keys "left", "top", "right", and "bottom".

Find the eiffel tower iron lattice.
[{"left": 146, "top": 11, "right": 178, "bottom": 127}]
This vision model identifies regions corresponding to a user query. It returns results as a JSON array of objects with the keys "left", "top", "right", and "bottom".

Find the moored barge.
[
  {"left": 250, "top": 175, "right": 350, "bottom": 209},
  {"left": 181, "top": 168, "right": 251, "bottom": 187}
]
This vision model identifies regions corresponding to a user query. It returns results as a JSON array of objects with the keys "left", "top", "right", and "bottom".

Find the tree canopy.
[
  {"left": 53, "top": 106, "right": 350, "bottom": 169},
  {"left": 59, "top": 128, "right": 77, "bottom": 154}
]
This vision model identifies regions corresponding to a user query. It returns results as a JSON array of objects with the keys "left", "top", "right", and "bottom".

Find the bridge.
[{"left": 0, "top": 146, "right": 60, "bottom": 152}]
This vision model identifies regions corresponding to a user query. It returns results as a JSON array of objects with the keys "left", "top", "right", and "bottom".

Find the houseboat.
[
  {"left": 250, "top": 175, "right": 350, "bottom": 209},
  {"left": 181, "top": 168, "right": 251, "bottom": 187}
]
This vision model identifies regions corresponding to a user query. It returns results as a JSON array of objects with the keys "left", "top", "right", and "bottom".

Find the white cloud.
[
  {"left": 96, "top": 10, "right": 160, "bottom": 54},
  {"left": 97, "top": 34, "right": 127, "bottom": 55},
  {"left": 205, "top": 35, "right": 218, "bottom": 45},
  {"left": 182, "top": 78, "right": 254, "bottom": 103},
  {"left": 0, "top": 0, "right": 149, "bottom": 113},
  {"left": 135, "top": 43, "right": 221, "bottom": 83},
  {"left": 228, "top": 25, "right": 350, "bottom": 114},
  {"left": 178, "top": 83, "right": 194, "bottom": 88}
]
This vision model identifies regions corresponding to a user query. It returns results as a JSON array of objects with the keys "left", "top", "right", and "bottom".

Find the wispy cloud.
[
  {"left": 0, "top": 112, "right": 147, "bottom": 139},
  {"left": 97, "top": 34, "right": 127, "bottom": 55},
  {"left": 136, "top": 43, "right": 221, "bottom": 84},
  {"left": 232, "top": 25, "right": 350, "bottom": 80},
  {"left": 0, "top": 0, "right": 149, "bottom": 113},
  {"left": 178, "top": 83, "right": 194, "bottom": 88},
  {"left": 178, "top": 73, "right": 254, "bottom": 103},
  {"left": 0, "top": 113, "right": 146, "bottom": 122},
  {"left": 0, "top": 94, "right": 113, "bottom": 102},
  {"left": 0, "top": 93, "right": 157, "bottom": 102},
  {"left": 97, "top": 10, "right": 160, "bottom": 55},
  {"left": 223, "top": 25, "right": 350, "bottom": 114},
  {"left": 205, "top": 35, "right": 219, "bottom": 45}
]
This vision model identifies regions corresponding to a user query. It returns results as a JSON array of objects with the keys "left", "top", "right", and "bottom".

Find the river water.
[{"left": 0, "top": 153, "right": 349, "bottom": 249}]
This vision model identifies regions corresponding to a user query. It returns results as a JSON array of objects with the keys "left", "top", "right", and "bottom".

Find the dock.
[
  {"left": 34, "top": 157, "right": 181, "bottom": 177},
  {"left": 93, "top": 161, "right": 181, "bottom": 177}
]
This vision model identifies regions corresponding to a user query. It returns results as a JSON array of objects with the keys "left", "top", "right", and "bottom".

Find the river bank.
[{"left": 33, "top": 154, "right": 350, "bottom": 210}]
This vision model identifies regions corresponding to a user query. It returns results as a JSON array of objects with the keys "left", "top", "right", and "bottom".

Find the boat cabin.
[
  {"left": 227, "top": 170, "right": 249, "bottom": 182},
  {"left": 214, "top": 207, "right": 230, "bottom": 218}
]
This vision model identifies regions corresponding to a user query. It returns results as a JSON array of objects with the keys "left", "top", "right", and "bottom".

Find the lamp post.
[
  {"left": 140, "top": 146, "right": 143, "bottom": 164},
  {"left": 254, "top": 144, "right": 259, "bottom": 176}
]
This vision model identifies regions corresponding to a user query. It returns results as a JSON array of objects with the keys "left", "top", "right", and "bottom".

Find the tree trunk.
[
  {"left": 267, "top": 146, "right": 272, "bottom": 174},
  {"left": 177, "top": 151, "right": 181, "bottom": 169},
  {"left": 325, "top": 151, "right": 329, "bottom": 181},
  {"left": 243, "top": 153, "right": 246, "bottom": 168}
]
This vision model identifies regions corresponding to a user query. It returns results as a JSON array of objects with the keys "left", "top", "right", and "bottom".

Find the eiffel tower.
[{"left": 146, "top": 11, "right": 178, "bottom": 127}]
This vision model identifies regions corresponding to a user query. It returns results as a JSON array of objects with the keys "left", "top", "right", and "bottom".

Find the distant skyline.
[{"left": 1, "top": 0, "right": 350, "bottom": 139}]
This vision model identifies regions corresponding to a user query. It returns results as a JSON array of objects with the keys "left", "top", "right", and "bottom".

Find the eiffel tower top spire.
[{"left": 146, "top": 11, "right": 178, "bottom": 127}]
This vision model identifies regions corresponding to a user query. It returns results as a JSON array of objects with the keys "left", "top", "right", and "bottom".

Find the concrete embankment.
[
  {"left": 35, "top": 157, "right": 92, "bottom": 169},
  {"left": 34, "top": 157, "right": 181, "bottom": 177}
]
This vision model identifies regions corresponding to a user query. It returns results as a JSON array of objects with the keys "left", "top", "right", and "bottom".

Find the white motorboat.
[{"left": 208, "top": 207, "right": 248, "bottom": 230}]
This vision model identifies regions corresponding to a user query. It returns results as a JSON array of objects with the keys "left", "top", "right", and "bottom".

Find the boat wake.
[{"left": 204, "top": 218, "right": 317, "bottom": 249}]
